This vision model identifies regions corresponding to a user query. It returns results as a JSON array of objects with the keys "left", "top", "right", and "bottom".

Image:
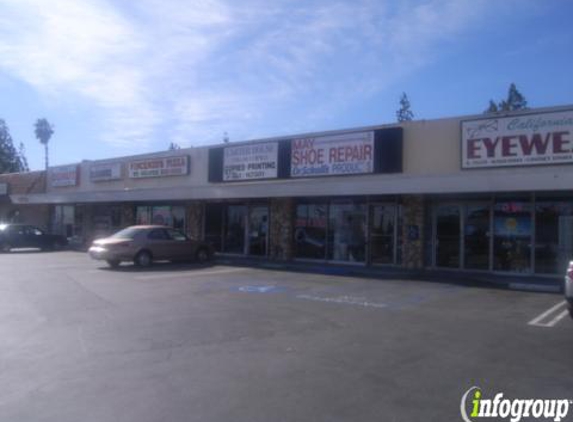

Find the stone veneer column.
[
  {"left": 186, "top": 202, "right": 204, "bottom": 240},
  {"left": 401, "top": 195, "right": 425, "bottom": 269},
  {"left": 269, "top": 198, "right": 294, "bottom": 260}
]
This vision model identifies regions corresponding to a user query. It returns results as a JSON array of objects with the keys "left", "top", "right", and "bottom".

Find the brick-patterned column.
[
  {"left": 270, "top": 198, "right": 294, "bottom": 260},
  {"left": 186, "top": 202, "right": 204, "bottom": 240},
  {"left": 401, "top": 195, "right": 425, "bottom": 269}
]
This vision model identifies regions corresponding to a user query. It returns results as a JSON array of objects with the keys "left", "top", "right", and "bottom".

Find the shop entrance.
[
  {"left": 435, "top": 204, "right": 461, "bottom": 268},
  {"left": 205, "top": 203, "right": 269, "bottom": 256},
  {"left": 248, "top": 206, "right": 269, "bottom": 256},
  {"left": 370, "top": 203, "right": 397, "bottom": 265}
]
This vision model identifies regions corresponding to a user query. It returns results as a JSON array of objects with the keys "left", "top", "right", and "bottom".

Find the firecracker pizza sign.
[
  {"left": 291, "top": 131, "right": 374, "bottom": 177},
  {"left": 462, "top": 110, "right": 573, "bottom": 169},
  {"left": 128, "top": 156, "right": 189, "bottom": 179}
]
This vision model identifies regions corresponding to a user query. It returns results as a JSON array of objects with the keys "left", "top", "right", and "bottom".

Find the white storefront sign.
[
  {"left": 462, "top": 110, "right": 573, "bottom": 169},
  {"left": 51, "top": 165, "right": 78, "bottom": 187},
  {"left": 291, "top": 131, "right": 374, "bottom": 177},
  {"left": 223, "top": 142, "right": 278, "bottom": 181},
  {"left": 128, "top": 155, "right": 189, "bottom": 179},
  {"left": 90, "top": 162, "right": 122, "bottom": 182}
]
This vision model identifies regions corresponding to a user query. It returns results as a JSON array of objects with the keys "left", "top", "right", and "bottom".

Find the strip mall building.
[{"left": 1, "top": 105, "right": 572, "bottom": 277}]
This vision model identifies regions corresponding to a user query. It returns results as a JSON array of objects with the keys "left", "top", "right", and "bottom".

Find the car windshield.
[{"left": 109, "top": 227, "right": 143, "bottom": 239}]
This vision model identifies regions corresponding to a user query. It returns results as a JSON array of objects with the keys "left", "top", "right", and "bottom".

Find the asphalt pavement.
[{"left": 0, "top": 251, "right": 571, "bottom": 422}]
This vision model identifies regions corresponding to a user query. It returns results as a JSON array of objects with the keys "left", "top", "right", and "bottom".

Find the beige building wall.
[{"left": 402, "top": 118, "right": 461, "bottom": 175}]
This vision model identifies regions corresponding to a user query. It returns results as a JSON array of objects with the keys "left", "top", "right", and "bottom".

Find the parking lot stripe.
[
  {"left": 528, "top": 301, "right": 567, "bottom": 327},
  {"left": 544, "top": 309, "right": 570, "bottom": 327}
]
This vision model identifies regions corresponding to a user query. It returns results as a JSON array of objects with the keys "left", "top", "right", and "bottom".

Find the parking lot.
[{"left": 1, "top": 251, "right": 572, "bottom": 422}]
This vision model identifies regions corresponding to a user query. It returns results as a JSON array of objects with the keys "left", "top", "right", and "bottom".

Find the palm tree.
[{"left": 34, "top": 118, "right": 54, "bottom": 170}]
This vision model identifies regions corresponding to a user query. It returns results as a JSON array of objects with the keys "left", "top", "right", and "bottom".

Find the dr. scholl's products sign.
[
  {"left": 462, "top": 110, "right": 573, "bottom": 169},
  {"left": 223, "top": 142, "right": 278, "bottom": 181},
  {"left": 128, "top": 156, "right": 189, "bottom": 179},
  {"left": 291, "top": 131, "right": 374, "bottom": 177}
]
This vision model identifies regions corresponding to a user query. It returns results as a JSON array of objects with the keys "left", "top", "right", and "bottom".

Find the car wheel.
[
  {"left": 106, "top": 259, "right": 120, "bottom": 268},
  {"left": 135, "top": 250, "right": 152, "bottom": 267},
  {"left": 0, "top": 243, "right": 11, "bottom": 253},
  {"left": 195, "top": 248, "right": 210, "bottom": 264}
]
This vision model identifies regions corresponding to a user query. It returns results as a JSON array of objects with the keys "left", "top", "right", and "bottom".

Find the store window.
[
  {"left": 435, "top": 205, "right": 461, "bottom": 268},
  {"left": 93, "top": 204, "right": 122, "bottom": 239},
  {"left": 535, "top": 199, "right": 573, "bottom": 274},
  {"left": 493, "top": 199, "right": 532, "bottom": 273},
  {"left": 464, "top": 204, "right": 490, "bottom": 270},
  {"left": 294, "top": 202, "right": 327, "bottom": 260},
  {"left": 205, "top": 204, "right": 224, "bottom": 252},
  {"left": 53, "top": 205, "right": 75, "bottom": 238},
  {"left": 370, "top": 204, "right": 397, "bottom": 265},
  {"left": 135, "top": 205, "right": 186, "bottom": 232},
  {"left": 248, "top": 206, "right": 269, "bottom": 256},
  {"left": 224, "top": 205, "right": 247, "bottom": 254},
  {"left": 328, "top": 201, "right": 366, "bottom": 262}
]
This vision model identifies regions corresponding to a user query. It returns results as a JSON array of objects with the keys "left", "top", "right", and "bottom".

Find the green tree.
[
  {"left": 396, "top": 92, "right": 414, "bottom": 122},
  {"left": 34, "top": 118, "right": 54, "bottom": 170},
  {"left": 485, "top": 83, "right": 528, "bottom": 114},
  {"left": 0, "top": 119, "right": 28, "bottom": 173}
]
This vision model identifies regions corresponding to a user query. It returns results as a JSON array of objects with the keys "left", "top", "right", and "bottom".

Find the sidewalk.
[{"left": 215, "top": 255, "right": 563, "bottom": 294}]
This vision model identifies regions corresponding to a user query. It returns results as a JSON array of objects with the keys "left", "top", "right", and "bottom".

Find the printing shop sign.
[
  {"left": 128, "top": 155, "right": 189, "bottom": 179},
  {"left": 462, "top": 110, "right": 573, "bottom": 169},
  {"left": 291, "top": 131, "right": 374, "bottom": 177},
  {"left": 223, "top": 142, "right": 278, "bottom": 181}
]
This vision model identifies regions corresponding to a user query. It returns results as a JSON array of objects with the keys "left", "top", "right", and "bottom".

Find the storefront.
[
  {"left": 430, "top": 194, "right": 573, "bottom": 275},
  {"left": 7, "top": 104, "right": 573, "bottom": 279}
]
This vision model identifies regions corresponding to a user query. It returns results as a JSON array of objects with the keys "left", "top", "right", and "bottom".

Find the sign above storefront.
[
  {"left": 50, "top": 165, "right": 78, "bottom": 187},
  {"left": 128, "top": 155, "right": 189, "bottom": 179},
  {"left": 291, "top": 131, "right": 375, "bottom": 178},
  {"left": 462, "top": 110, "right": 573, "bottom": 169},
  {"left": 0, "top": 183, "right": 7, "bottom": 195},
  {"left": 223, "top": 142, "right": 278, "bottom": 181},
  {"left": 90, "top": 162, "right": 122, "bottom": 182}
]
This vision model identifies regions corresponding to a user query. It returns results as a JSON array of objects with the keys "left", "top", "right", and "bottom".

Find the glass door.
[
  {"left": 224, "top": 205, "right": 247, "bottom": 254},
  {"left": 327, "top": 201, "right": 367, "bottom": 263},
  {"left": 248, "top": 206, "right": 269, "bottom": 256},
  {"left": 464, "top": 204, "right": 490, "bottom": 270},
  {"left": 493, "top": 199, "right": 532, "bottom": 273},
  {"left": 435, "top": 205, "right": 461, "bottom": 268},
  {"left": 370, "top": 204, "right": 396, "bottom": 265}
]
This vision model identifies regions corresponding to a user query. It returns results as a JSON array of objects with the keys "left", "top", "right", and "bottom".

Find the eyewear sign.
[
  {"left": 223, "top": 142, "right": 278, "bottom": 181},
  {"left": 50, "top": 165, "right": 78, "bottom": 187},
  {"left": 90, "top": 162, "right": 122, "bottom": 182},
  {"left": 128, "top": 156, "right": 189, "bottom": 179},
  {"left": 462, "top": 110, "right": 573, "bottom": 169},
  {"left": 291, "top": 131, "right": 374, "bottom": 177}
]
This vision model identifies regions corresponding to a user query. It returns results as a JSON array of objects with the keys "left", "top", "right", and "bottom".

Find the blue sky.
[{"left": 0, "top": 0, "right": 571, "bottom": 171}]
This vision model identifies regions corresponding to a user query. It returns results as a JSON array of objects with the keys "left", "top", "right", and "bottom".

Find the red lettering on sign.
[{"left": 518, "top": 133, "right": 551, "bottom": 156}]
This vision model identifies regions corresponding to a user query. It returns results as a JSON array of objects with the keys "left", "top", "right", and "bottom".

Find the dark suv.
[{"left": 0, "top": 224, "right": 68, "bottom": 252}]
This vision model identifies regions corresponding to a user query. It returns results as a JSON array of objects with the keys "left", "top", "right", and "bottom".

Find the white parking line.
[
  {"left": 528, "top": 301, "right": 568, "bottom": 327},
  {"left": 134, "top": 267, "right": 249, "bottom": 280}
]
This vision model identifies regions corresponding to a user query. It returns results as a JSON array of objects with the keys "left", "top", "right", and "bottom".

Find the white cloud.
[{"left": 0, "top": 0, "right": 526, "bottom": 153}]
